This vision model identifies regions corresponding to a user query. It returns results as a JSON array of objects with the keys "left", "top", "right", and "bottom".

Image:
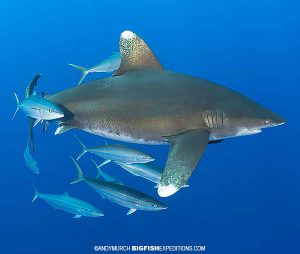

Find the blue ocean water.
[{"left": 0, "top": 0, "right": 299, "bottom": 253}]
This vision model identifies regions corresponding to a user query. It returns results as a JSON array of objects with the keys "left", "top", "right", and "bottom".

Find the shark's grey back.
[{"left": 49, "top": 69, "right": 249, "bottom": 143}]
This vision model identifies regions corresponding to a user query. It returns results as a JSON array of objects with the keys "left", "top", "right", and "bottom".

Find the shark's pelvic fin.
[
  {"left": 114, "top": 31, "right": 163, "bottom": 76},
  {"left": 158, "top": 130, "right": 210, "bottom": 197}
]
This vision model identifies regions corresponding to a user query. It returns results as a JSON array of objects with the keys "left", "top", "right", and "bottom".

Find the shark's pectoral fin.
[
  {"left": 158, "top": 129, "right": 210, "bottom": 197},
  {"left": 113, "top": 31, "right": 163, "bottom": 76}
]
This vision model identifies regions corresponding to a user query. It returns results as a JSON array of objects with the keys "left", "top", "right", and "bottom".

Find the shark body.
[{"left": 48, "top": 31, "right": 285, "bottom": 197}]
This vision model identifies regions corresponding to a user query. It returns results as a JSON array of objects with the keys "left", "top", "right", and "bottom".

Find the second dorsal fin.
[{"left": 113, "top": 31, "right": 163, "bottom": 76}]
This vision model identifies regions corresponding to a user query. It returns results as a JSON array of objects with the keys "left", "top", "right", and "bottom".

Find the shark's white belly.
[{"left": 83, "top": 127, "right": 167, "bottom": 145}]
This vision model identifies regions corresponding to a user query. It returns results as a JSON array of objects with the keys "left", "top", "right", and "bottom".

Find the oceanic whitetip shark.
[{"left": 48, "top": 30, "right": 285, "bottom": 197}]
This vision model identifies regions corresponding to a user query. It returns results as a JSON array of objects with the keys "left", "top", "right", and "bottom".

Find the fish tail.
[
  {"left": 12, "top": 92, "right": 20, "bottom": 120},
  {"left": 68, "top": 64, "right": 89, "bottom": 85},
  {"left": 32, "top": 184, "right": 39, "bottom": 202},
  {"left": 69, "top": 156, "right": 84, "bottom": 184},
  {"left": 90, "top": 159, "right": 103, "bottom": 179},
  {"left": 90, "top": 158, "right": 101, "bottom": 169},
  {"left": 74, "top": 135, "right": 87, "bottom": 160}
]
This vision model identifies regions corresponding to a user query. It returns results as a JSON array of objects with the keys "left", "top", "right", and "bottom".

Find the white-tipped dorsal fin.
[{"left": 114, "top": 31, "right": 163, "bottom": 76}]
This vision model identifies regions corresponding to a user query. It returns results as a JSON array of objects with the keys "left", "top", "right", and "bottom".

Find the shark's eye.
[
  {"left": 49, "top": 109, "right": 53, "bottom": 113},
  {"left": 153, "top": 204, "right": 158, "bottom": 208},
  {"left": 264, "top": 119, "right": 270, "bottom": 124}
]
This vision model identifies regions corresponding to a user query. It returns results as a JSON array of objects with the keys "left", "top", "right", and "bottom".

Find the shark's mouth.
[{"left": 236, "top": 128, "right": 262, "bottom": 136}]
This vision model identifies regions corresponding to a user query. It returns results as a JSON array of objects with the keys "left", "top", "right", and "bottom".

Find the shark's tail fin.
[
  {"left": 12, "top": 92, "right": 20, "bottom": 120},
  {"left": 32, "top": 184, "right": 39, "bottom": 202},
  {"left": 69, "top": 156, "right": 84, "bottom": 184},
  {"left": 74, "top": 135, "right": 88, "bottom": 160},
  {"left": 68, "top": 64, "right": 89, "bottom": 85}
]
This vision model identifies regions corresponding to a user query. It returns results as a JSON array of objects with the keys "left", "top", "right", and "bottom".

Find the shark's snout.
[{"left": 263, "top": 112, "right": 286, "bottom": 128}]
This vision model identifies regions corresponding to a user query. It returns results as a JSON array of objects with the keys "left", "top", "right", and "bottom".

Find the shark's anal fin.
[
  {"left": 158, "top": 130, "right": 210, "bottom": 197},
  {"left": 114, "top": 31, "right": 163, "bottom": 76},
  {"left": 73, "top": 214, "right": 82, "bottom": 219}
]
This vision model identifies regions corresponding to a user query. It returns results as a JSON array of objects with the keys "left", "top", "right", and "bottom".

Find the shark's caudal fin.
[
  {"left": 12, "top": 92, "right": 20, "bottom": 120},
  {"left": 74, "top": 135, "right": 88, "bottom": 160},
  {"left": 32, "top": 185, "right": 39, "bottom": 202},
  {"left": 68, "top": 64, "right": 89, "bottom": 85},
  {"left": 69, "top": 156, "right": 84, "bottom": 184}
]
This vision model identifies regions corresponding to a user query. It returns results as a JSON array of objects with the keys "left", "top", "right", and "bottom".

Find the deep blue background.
[{"left": 0, "top": 0, "right": 299, "bottom": 253}]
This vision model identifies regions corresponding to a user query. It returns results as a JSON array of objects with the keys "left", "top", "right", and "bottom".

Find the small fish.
[
  {"left": 114, "top": 162, "right": 189, "bottom": 189},
  {"left": 90, "top": 158, "right": 123, "bottom": 185},
  {"left": 69, "top": 52, "right": 121, "bottom": 85},
  {"left": 24, "top": 144, "right": 39, "bottom": 174},
  {"left": 32, "top": 186, "right": 104, "bottom": 218},
  {"left": 75, "top": 136, "right": 154, "bottom": 166},
  {"left": 13, "top": 93, "right": 64, "bottom": 121},
  {"left": 70, "top": 157, "right": 167, "bottom": 215}
]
